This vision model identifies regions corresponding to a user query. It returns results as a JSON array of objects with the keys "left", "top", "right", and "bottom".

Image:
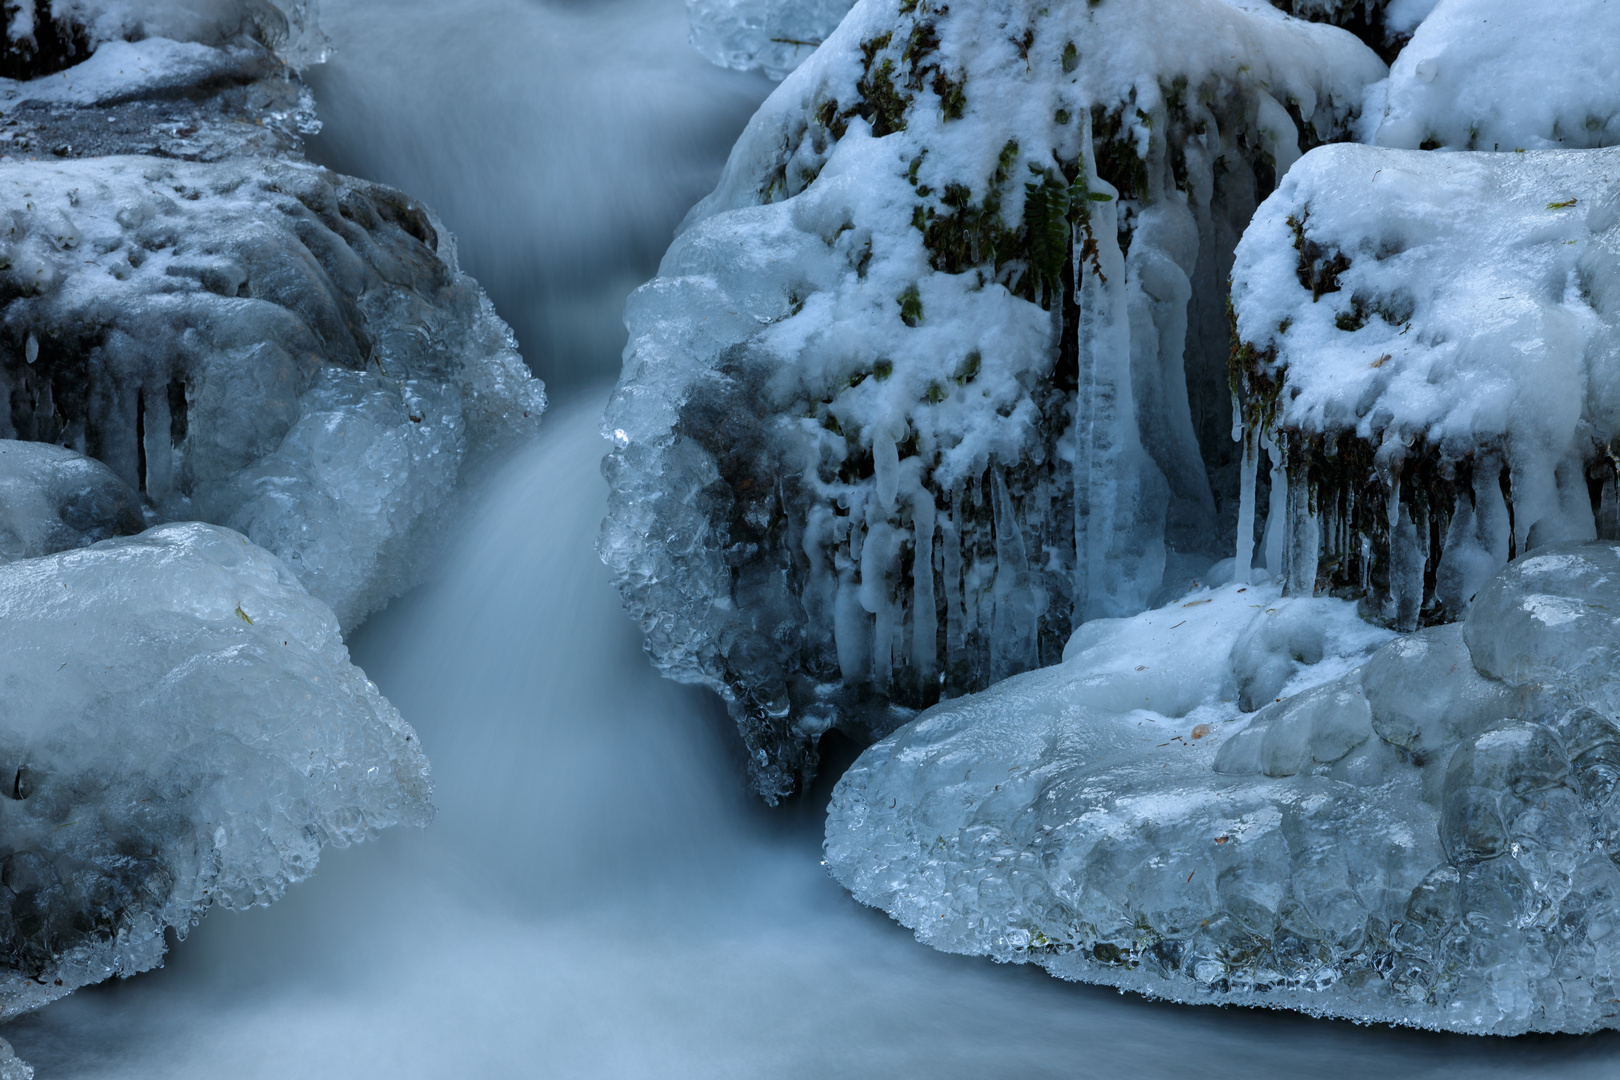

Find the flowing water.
[{"left": 9, "top": 1, "right": 1620, "bottom": 1075}]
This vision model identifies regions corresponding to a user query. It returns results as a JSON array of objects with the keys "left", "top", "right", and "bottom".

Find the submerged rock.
[
  {"left": 604, "top": 0, "right": 1384, "bottom": 799},
  {"left": 826, "top": 540, "right": 1620, "bottom": 1034},
  {"left": 1230, "top": 143, "right": 1620, "bottom": 626},
  {"left": 0, "top": 522, "right": 431, "bottom": 1020}
]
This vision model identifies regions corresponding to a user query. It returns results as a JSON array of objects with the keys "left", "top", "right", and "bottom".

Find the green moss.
[{"left": 897, "top": 287, "right": 923, "bottom": 327}]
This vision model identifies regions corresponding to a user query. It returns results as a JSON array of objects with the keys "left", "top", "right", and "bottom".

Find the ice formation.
[
  {"left": 827, "top": 539, "right": 1620, "bottom": 1034},
  {"left": 0, "top": 440, "right": 144, "bottom": 560},
  {"left": 0, "top": 0, "right": 327, "bottom": 162},
  {"left": 687, "top": 0, "right": 853, "bottom": 80},
  {"left": 1361, "top": 0, "right": 1620, "bottom": 151},
  {"left": 0, "top": 521, "right": 431, "bottom": 1018},
  {"left": 0, "top": 155, "right": 543, "bottom": 627},
  {"left": 604, "top": 0, "right": 1385, "bottom": 798},
  {"left": 1230, "top": 143, "right": 1620, "bottom": 627}
]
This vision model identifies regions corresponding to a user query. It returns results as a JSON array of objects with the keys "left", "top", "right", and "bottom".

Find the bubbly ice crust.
[
  {"left": 827, "top": 543, "right": 1620, "bottom": 1034},
  {"left": 0, "top": 522, "right": 431, "bottom": 1019}
]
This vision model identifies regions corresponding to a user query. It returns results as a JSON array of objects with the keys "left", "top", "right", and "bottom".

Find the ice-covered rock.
[
  {"left": 0, "top": 155, "right": 544, "bottom": 627},
  {"left": 1361, "top": 0, "right": 1620, "bottom": 151},
  {"left": 1229, "top": 142, "right": 1620, "bottom": 626},
  {"left": 687, "top": 0, "right": 853, "bottom": 80},
  {"left": 0, "top": 521, "right": 430, "bottom": 1019},
  {"left": 827, "top": 541, "right": 1620, "bottom": 1034},
  {"left": 604, "top": 0, "right": 1385, "bottom": 799},
  {"left": 0, "top": 1, "right": 327, "bottom": 163},
  {"left": 0, "top": 440, "right": 144, "bottom": 560}
]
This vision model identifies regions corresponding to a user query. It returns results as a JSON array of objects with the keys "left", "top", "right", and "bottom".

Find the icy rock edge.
[
  {"left": 1230, "top": 143, "right": 1620, "bottom": 629},
  {"left": 604, "top": 0, "right": 1384, "bottom": 799},
  {"left": 0, "top": 522, "right": 432, "bottom": 1020},
  {"left": 827, "top": 542, "right": 1620, "bottom": 1035}
]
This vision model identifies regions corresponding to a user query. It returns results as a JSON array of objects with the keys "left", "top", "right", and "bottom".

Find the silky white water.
[{"left": 7, "top": 0, "right": 1620, "bottom": 1074}]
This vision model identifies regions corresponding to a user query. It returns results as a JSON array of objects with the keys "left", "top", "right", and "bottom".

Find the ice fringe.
[
  {"left": 604, "top": 0, "right": 1384, "bottom": 799},
  {"left": 826, "top": 540, "right": 1620, "bottom": 1035},
  {"left": 1230, "top": 143, "right": 1620, "bottom": 627}
]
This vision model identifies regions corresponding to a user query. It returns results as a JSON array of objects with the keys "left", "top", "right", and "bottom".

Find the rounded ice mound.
[
  {"left": 1362, "top": 0, "right": 1620, "bottom": 151},
  {"left": 687, "top": 0, "right": 854, "bottom": 80},
  {"left": 0, "top": 521, "right": 431, "bottom": 1020},
  {"left": 604, "top": 0, "right": 1385, "bottom": 800},
  {"left": 826, "top": 543, "right": 1620, "bottom": 1034},
  {"left": 0, "top": 440, "right": 144, "bottom": 561},
  {"left": 0, "top": 155, "right": 545, "bottom": 628},
  {"left": 1230, "top": 143, "right": 1620, "bottom": 627}
]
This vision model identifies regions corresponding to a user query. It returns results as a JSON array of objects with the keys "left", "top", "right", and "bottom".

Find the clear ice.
[
  {"left": 0, "top": 521, "right": 432, "bottom": 1020},
  {"left": 603, "top": 0, "right": 1385, "bottom": 798},
  {"left": 826, "top": 542, "right": 1620, "bottom": 1034}
]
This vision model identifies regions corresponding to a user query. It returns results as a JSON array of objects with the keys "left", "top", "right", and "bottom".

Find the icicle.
[
  {"left": 1387, "top": 478, "right": 1425, "bottom": 631},
  {"left": 873, "top": 427, "right": 900, "bottom": 513},
  {"left": 990, "top": 471, "right": 1037, "bottom": 682},
  {"left": 1234, "top": 429, "right": 1257, "bottom": 584},
  {"left": 1285, "top": 476, "right": 1319, "bottom": 597},
  {"left": 859, "top": 518, "right": 897, "bottom": 692},
  {"left": 1600, "top": 464, "right": 1620, "bottom": 541},
  {"left": 1072, "top": 109, "right": 1169, "bottom": 621},
  {"left": 911, "top": 487, "right": 938, "bottom": 688},
  {"left": 142, "top": 383, "right": 174, "bottom": 505},
  {"left": 942, "top": 488, "right": 965, "bottom": 672},
  {"left": 1261, "top": 433, "right": 1287, "bottom": 580},
  {"left": 833, "top": 567, "right": 868, "bottom": 683}
]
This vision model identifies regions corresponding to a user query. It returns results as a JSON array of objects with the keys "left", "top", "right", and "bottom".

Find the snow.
[
  {"left": 1231, "top": 143, "right": 1620, "bottom": 623},
  {"left": 604, "top": 0, "right": 1385, "bottom": 798},
  {"left": 826, "top": 541, "right": 1620, "bottom": 1034},
  {"left": 0, "top": 155, "right": 545, "bottom": 628},
  {"left": 1362, "top": 0, "right": 1620, "bottom": 151},
  {"left": 0, "top": 521, "right": 431, "bottom": 1021}
]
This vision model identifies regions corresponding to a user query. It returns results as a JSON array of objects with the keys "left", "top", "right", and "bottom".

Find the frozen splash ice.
[
  {"left": 0, "top": 156, "right": 544, "bottom": 628},
  {"left": 826, "top": 541, "right": 1620, "bottom": 1034},
  {"left": 603, "top": 0, "right": 1385, "bottom": 800},
  {"left": 1230, "top": 143, "right": 1620, "bottom": 626},
  {"left": 0, "top": 521, "right": 431, "bottom": 1020}
]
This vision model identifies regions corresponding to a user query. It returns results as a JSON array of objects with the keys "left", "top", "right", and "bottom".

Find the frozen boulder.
[
  {"left": 1230, "top": 143, "right": 1620, "bottom": 626},
  {"left": 1362, "top": 0, "right": 1620, "bottom": 151},
  {"left": 0, "top": 0, "right": 327, "bottom": 163},
  {"left": 0, "top": 521, "right": 431, "bottom": 1020},
  {"left": 0, "top": 155, "right": 544, "bottom": 627},
  {"left": 604, "top": 0, "right": 1385, "bottom": 799},
  {"left": 0, "top": 440, "right": 144, "bottom": 561},
  {"left": 827, "top": 541, "right": 1620, "bottom": 1034},
  {"left": 687, "top": 0, "right": 854, "bottom": 80}
]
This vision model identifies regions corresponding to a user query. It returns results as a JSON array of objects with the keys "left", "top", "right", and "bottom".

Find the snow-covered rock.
[
  {"left": 0, "top": 440, "right": 144, "bottom": 561},
  {"left": 0, "top": 521, "right": 431, "bottom": 1020},
  {"left": 826, "top": 540, "right": 1620, "bottom": 1034},
  {"left": 0, "top": 1, "right": 327, "bottom": 163},
  {"left": 1264, "top": 0, "right": 1436, "bottom": 59},
  {"left": 1362, "top": 0, "right": 1620, "bottom": 151},
  {"left": 1230, "top": 143, "right": 1620, "bottom": 626},
  {"left": 0, "top": 155, "right": 544, "bottom": 628},
  {"left": 603, "top": 0, "right": 1385, "bottom": 798}
]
